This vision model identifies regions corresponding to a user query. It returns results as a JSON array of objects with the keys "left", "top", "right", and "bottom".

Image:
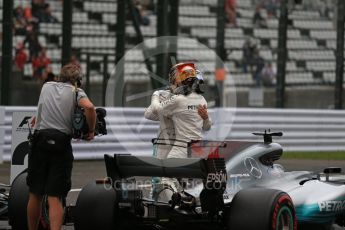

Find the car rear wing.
[{"left": 104, "top": 154, "right": 226, "bottom": 182}]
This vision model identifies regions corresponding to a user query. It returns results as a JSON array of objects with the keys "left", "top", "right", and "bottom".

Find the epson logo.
[
  {"left": 207, "top": 172, "right": 227, "bottom": 183},
  {"left": 318, "top": 200, "right": 345, "bottom": 212}
]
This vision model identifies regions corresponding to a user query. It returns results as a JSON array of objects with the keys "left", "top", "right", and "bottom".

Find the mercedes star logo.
[{"left": 244, "top": 157, "right": 262, "bottom": 179}]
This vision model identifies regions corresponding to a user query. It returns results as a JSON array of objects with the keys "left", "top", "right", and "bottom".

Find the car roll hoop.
[{"left": 252, "top": 129, "right": 283, "bottom": 144}]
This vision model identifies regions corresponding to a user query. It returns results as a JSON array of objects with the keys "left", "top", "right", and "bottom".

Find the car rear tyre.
[
  {"left": 228, "top": 188, "right": 297, "bottom": 230},
  {"left": 8, "top": 171, "right": 29, "bottom": 230},
  {"left": 74, "top": 181, "right": 118, "bottom": 230}
]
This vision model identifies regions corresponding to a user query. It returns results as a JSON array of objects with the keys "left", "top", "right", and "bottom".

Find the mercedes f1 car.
[
  {"left": 0, "top": 183, "right": 9, "bottom": 221},
  {"left": 7, "top": 132, "right": 345, "bottom": 230}
]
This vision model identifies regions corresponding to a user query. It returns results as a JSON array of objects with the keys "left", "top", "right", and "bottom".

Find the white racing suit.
[
  {"left": 150, "top": 91, "right": 211, "bottom": 158},
  {"left": 145, "top": 90, "right": 212, "bottom": 159},
  {"left": 145, "top": 90, "right": 212, "bottom": 201},
  {"left": 149, "top": 91, "right": 212, "bottom": 201},
  {"left": 144, "top": 90, "right": 175, "bottom": 159}
]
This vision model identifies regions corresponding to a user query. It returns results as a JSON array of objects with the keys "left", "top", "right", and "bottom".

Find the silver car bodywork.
[{"left": 185, "top": 140, "right": 345, "bottom": 226}]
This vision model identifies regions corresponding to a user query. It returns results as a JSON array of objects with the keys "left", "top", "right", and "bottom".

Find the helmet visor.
[{"left": 195, "top": 69, "right": 204, "bottom": 82}]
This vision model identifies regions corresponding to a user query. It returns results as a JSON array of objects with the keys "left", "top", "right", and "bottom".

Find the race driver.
[
  {"left": 145, "top": 63, "right": 211, "bottom": 201},
  {"left": 144, "top": 63, "right": 211, "bottom": 159},
  {"left": 149, "top": 62, "right": 211, "bottom": 158}
]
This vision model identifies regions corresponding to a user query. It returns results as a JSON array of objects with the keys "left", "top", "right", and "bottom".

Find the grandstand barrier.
[{"left": 1, "top": 106, "right": 345, "bottom": 162}]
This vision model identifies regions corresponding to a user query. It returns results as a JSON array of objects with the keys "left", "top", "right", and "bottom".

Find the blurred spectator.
[
  {"left": 302, "top": 0, "right": 332, "bottom": 18},
  {"left": 13, "top": 6, "right": 28, "bottom": 35},
  {"left": 252, "top": 50, "right": 265, "bottom": 86},
  {"left": 69, "top": 52, "right": 81, "bottom": 67},
  {"left": 45, "top": 72, "right": 57, "bottom": 83},
  {"left": 32, "top": 0, "right": 50, "bottom": 22},
  {"left": 26, "top": 20, "right": 40, "bottom": 34},
  {"left": 32, "top": 48, "right": 51, "bottom": 79},
  {"left": 261, "top": 0, "right": 279, "bottom": 18},
  {"left": 31, "top": 0, "right": 43, "bottom": 21},
  {"left": 14, "top": 43, "right": 28, "bottom": 71},
  {"left": 140, "top": 0, "right": 154, "bottom": 13},
  {"left": 134, "top": 0, "right": 150, "bottom": 26},
  {"left": 225, "top": 0, "right": 237, "bottom": 27},
  {"left": 253, "top": 5, "right": 267, "bottom": 28},
  {"left": 24, "top": 4, "right": 33, "bottom": 21},
  {"left": 242, "top": 38, "right": 257, "bottom": 73},
  {"left": 41, "top": 5, "right": 58, "bottom": 23},
  {"left": 261, "top": 62, "right": 276, "bottom": 86},
  {"left": 319, "top": 0, "right": 333, "bottom": 18},
  {"left": 43, "top": 66, "right": 57, "bottom": 83},
  {"left": 24, "top": 31, "right": 42, "bottom": 60}
]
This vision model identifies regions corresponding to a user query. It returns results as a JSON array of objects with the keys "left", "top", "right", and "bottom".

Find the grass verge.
[{"left": 283, "top": 152, "right": 345, "bottom": 160}]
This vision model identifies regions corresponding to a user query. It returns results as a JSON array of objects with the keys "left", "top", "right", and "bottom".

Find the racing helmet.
[
  {"left": 168, "top": 62, "right": 197, "bottom": 84},
  {"left": 168, "top": 62, "right": 185, "bottom": 84},
  {"left": 176, "top": 63, "right": 197, "bottom": 84},
  {"left": 173, "top": 65, "right": 206, "bottom": 95}
]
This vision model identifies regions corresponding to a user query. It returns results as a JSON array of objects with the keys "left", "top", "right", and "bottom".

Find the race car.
[
  {"left": 0, "top": 183, "right": 9, "bottom": 221},
  {"left": 7, "top": 131, "right": 345, "bottom": 230}
]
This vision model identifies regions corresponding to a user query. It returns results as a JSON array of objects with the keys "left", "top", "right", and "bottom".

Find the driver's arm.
[
  {"left": 151, "top": 93, "right": 180, "bottom": 117},
  {"left": 145, "top": 90, "right": 171, "bottom": 121},
  {"left": 144, "top": 105, "right": 159, "bottom": 121}
]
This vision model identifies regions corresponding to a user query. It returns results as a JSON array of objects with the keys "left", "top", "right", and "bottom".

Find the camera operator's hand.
[{"left": 79, "top": 98, "right": 96, "bottom": 141}]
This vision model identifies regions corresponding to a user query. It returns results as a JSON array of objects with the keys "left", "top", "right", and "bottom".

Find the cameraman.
[{"left": 27, "top": 63, "right": 96, "bottom": 230}]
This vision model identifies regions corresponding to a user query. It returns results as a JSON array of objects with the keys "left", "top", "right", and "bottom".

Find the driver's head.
[{"left": 59, "top": 63, "right": 83, "bottom": 87}]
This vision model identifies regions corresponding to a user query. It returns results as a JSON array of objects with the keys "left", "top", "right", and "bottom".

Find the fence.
[
  {"left": 1, "top": 106, "right": 345, "bottom": 162},
  {"left": 2, "top": 0, "right": 344, "bottom": 108}
]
